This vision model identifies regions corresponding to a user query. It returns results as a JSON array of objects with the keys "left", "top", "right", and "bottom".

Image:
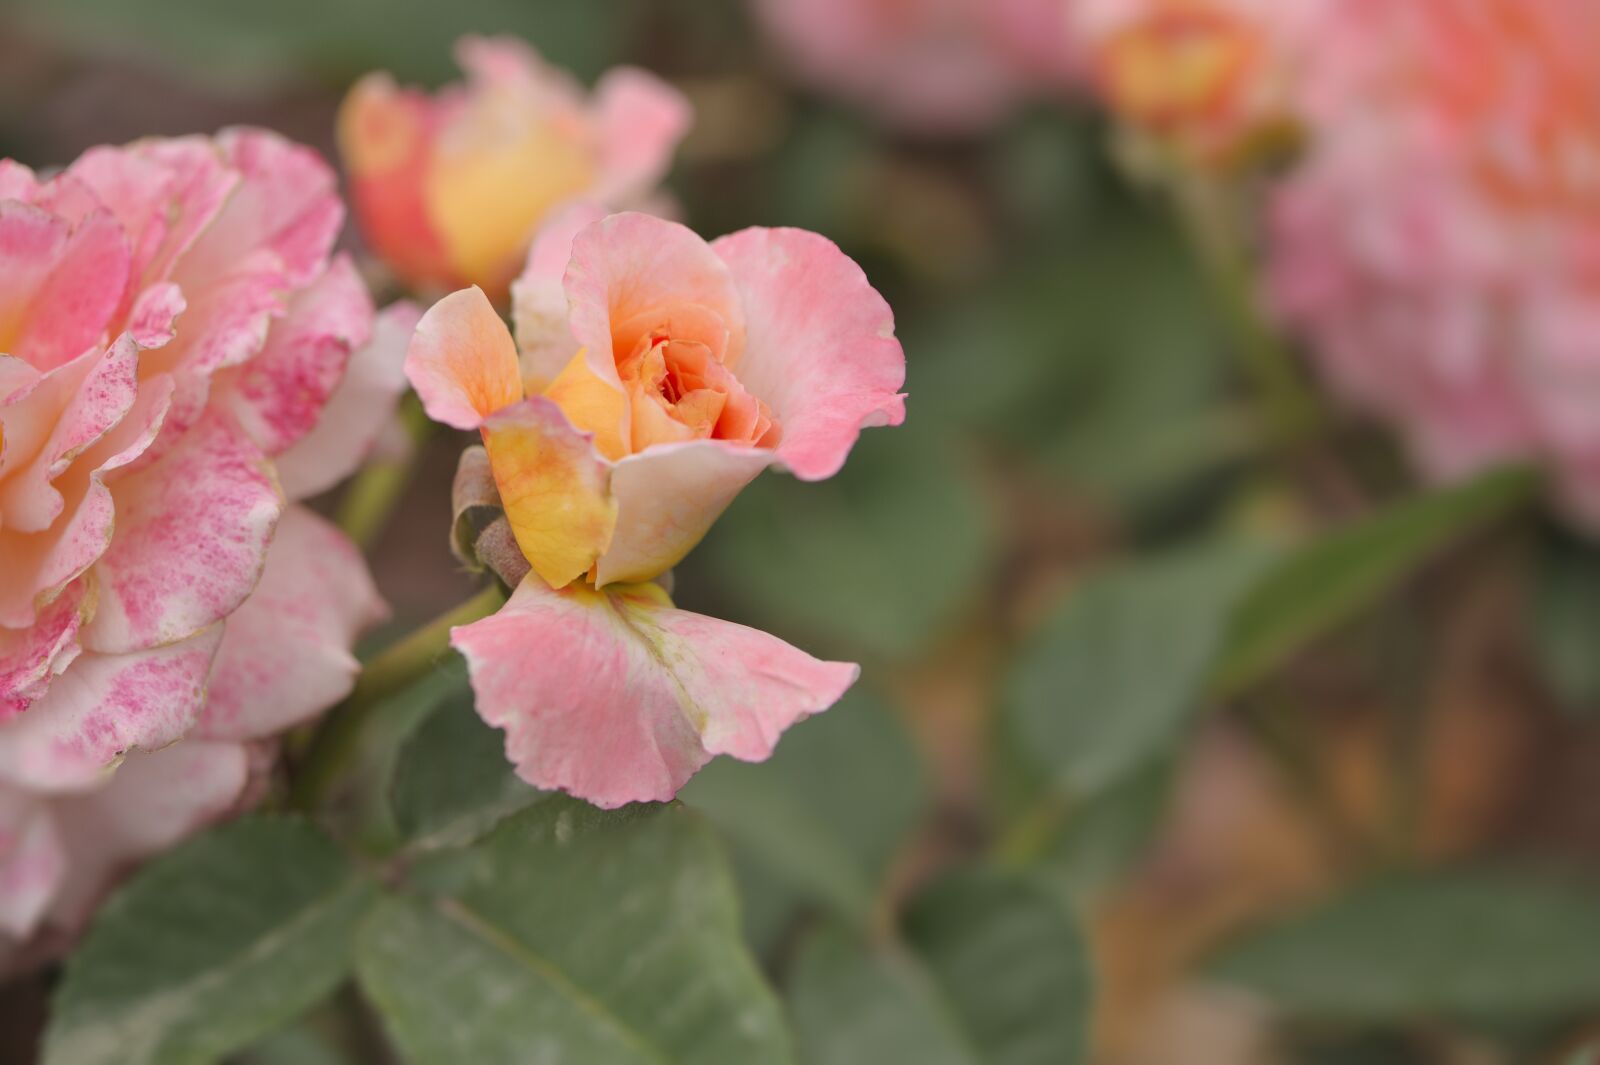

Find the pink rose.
[
  {"left": 338, "top": 36, "right": 690, "bottom": 302},
  {"left": 0, "top": 130, "right": 412, "bottom": 961},
  {"left": 750, "top": 0, "right": 1081, "bottom": 135},
  {"left": 406, "top": 209, "right": 906, "bottom": 807},
  {"left": 1075, "top": 0, "right": 1324, "bottom": 165},
  {"left": 1267, "top": 0, "right": 1600, "bottom": 520}
]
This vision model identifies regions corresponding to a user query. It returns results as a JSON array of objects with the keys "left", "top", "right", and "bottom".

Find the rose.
[
  {"left": 749, "top": 0, "right": 1080, "bottom": 135},
  {"left": 1075, "top": 0, "right": 1324, "bottom": 166},
  {"left": 1267, "top": 0, "right": 1600, "bottom": 521},
  {"left": 338, "top": 35, "right": 690, "bottom": 302},
  {"left": 0, "top": 130, "right": 411, "bottom": 961},
  {"left": 405, "top": 209, "right": 906, "bottom": 806}
]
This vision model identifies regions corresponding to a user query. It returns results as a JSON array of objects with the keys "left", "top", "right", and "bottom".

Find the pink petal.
[
  {"left": 199, "top": 506, "right": 386, "bottom": 741},
  {"left": 595, "top": 439, "right": 771, "bottom": 586},
  {"left": 452, "top": 576, "right": 857, "bottom": 808},
  {"left": 0, "top": 338, "right": 166, "bottom": 630},
  {"left": 590, "top": 68, "right": 693, "bottom": 205},
  {"left": 711, "top": 226, "right": 906, "bottom": 480},
  {"left": 0, "top": 790, "right": 64, "bottom": 938},
  {"left": 83, "top": 412, "right": 282, "bottom": 655},
  {"left": 0, "top": 204, "right": 130, "bottom": 374},
  {"left": 46, "top": 739, "right": 250, "bottom": 929},
  {"left": 275, "top": 300, "right": 422, "bottom": 500},
  {"left": 0, "top": 581, "right": 90, "bottom": 722},
  {"left": 564, "top": 212, "right": 746, "bottom": 394},
  {"left": 213, "top": 255, "right": 375, "bottom": 459},
  {"left": 510, "top": 201, "right": 606, "bottom": 389},
  {"left": 0, "top": 338, "right": 139, "bottom": 534},
  {"left": 0, "top": 627, "right": 223, "bottom": 792},
  {"left": 405, "top": 285, "right": 524, "bottom": 430},
  {"left": 178, "top": 128, "right": 343, "bottom": 293}
]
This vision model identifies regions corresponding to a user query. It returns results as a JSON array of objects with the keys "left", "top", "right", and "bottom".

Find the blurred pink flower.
[
  {"left": 1075, "top": 0, "right": 1323, "bottom": 165},
  {"left": 1268, "top": 0, "right": 1600, "bottom": 520},
  {"left": 406, "top": 209, "right": 906, "bottom": 807},
  {"left": 750, "top": 0, "right": 1081, "bottom": 135},
  {"left": 0, "top": 130, "right": 412, "bottom": 962},
  {"left": 338, "top": 36, "right": 690, "bottom": 302}
]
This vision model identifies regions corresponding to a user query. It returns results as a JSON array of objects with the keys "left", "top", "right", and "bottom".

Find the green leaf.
[
  {"left": 1530, "top": 534, "right": 1600, "bottom": 712},
  {"left": 356, "top": 798, "right": 793, "bottom": 1064},
  {"left": 902, "top": 871, "right": 1093, "bottom": 1065},
  {"left": 389, "top": 676, "right": 541, "bottom": 850},
  {"left": 680, "top": 688, "right": 925, "bottom": 938},
  {"left": 789, "top": 926, "right": 980, "bottom": 1065},
  {"left": 1212, "top": 467, "right": 1536, "bottom": 696},
  {"left": 1005, "top": 539, "right": 1275, "bottom": 797},
  {"left": 1210, "top": 870, "right": 1600, "bottom": 1021},
  {"left": 43, "top": 816, "right": 375, "bottom": 1065},
  {"left": 691, "top": 423, "right": 993, "bottom": 661},
  {"left": 788, "top": 871, "right": 1092, "bottom": 1065}
]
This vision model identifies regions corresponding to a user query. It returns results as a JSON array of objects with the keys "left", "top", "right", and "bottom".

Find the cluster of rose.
[{"left": 5, "top": 0, "right": 1600, "bottom": 1060}]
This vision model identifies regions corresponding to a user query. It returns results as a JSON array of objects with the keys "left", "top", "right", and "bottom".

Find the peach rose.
[
  {"left": 1076, "top": 0, "right": 1324, "bottom": 165},
  {"left": 405, "top": 209, "right": 906, "bottom": 806},
  {"left": 750, "top": 0, "right": 1081, "bottom": 135},
  {"left": 1268, "top": 0, "right": 1600, "bottom": 521},
  {"left": 338, "top": 36, "right": 690, "bottom": 301},
  {"left": 0, "top": 130, "right": 412, "bottom": 960}
]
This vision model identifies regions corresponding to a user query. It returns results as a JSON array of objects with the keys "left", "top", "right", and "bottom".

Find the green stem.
[
  {"left": 1170, "top": 174, "right": 1326, "bottom": 456},
  {"left": 337, "top": 393, "right": 435, "bottom": 549},
  {"left": 291, "top": 583, "right": 506, "bottom": 812}
]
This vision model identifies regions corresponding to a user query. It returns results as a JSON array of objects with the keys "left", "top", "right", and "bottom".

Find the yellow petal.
[
  {"left": 482, "top": 397, "right": 616, "bottom": 588},
  {"left": 542, "top": 348, "right": 630, "bottom": 461}
]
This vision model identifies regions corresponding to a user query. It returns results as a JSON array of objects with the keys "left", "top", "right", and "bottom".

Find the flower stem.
[
  {"left": 290, "top": 582, "right": 506, "bottom": 813},
  {"left": 337, "top": 393, "right": 435, "bottom": 549},
  {"left": 1170, "top": 173, "right": 1326, "bottom": 456}
]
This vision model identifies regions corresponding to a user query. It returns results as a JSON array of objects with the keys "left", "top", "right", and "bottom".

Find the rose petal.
[
  {"left": 0, "top": 204, "right": 130, "bottom": 374},
  {"left": 590, "top": 68, "right": 693, "bottom": 205},
  {"left": 405, "top": 285, "right": 524, "bottom": 430},
  {"left": 711, "top": 226, "right": 906, "bottom": 480},
  {"left": 0, "top": 626, "right": 223, "bottom": 792},
  {"left": 275, "top": 300, "right": 422, "bottom": 500},
  {"left": 482, "top": 397, "right": 616, "bottom": 589},
  {"left": 594, "top": 440, "right": 771, "bottom": 586},
  {"left": 510, "top": 201, "right": 606, "bottom": 389},
  {"left": 45, "top": 739, "right": 249, "bottom": 928},
  {"left": 214, "top": 255, "right": 374, "bottom": 459},
  {"left": 564, "top": 212, "right": 747, "bottom": 395},
  {"left": 199, "top": 506, "right": 386, "bottom": 740},
  {"left": 452, "top": 576, "right": 857, "bottom": 808},
  {"left": 83, "top": 411, "right": 282, "bottom": 655},
  {"left": 0, "top": 790, "right": 64, "bottom": 938}
]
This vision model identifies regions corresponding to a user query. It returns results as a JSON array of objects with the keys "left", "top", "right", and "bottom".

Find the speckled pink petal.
[
  {"left": 0, "top": 581, "right": 90, "bottom": 722},
  {"left": 405, "top": 285, "right": 524, "bottom": 430},
  {"left": 46, "top": 739, "right": 249, "bottom": 928},
  {"left": 594, "top": 439, "right": 771, "bottom": 586},
  {"left": 0, "top": 338, "right": 139, "bottom": 534},
  {"left": 214, "top": 255, "right": 374, "bottom": 459},
  {"left": 66, "top": 139, "right": 236, "bottom": 290},
  {"left": 711, "top": 226, "right": 905, "bottom": 481},
  {"left": 199, "top": 506, "right": 386, "bottom": 741},
  {"left": 0, "top": 204, "right": 130, "bottom": 374},
  {"left": 275, "top": 300, "right": 422, "bottom": 500},
  {"left": 0, "top": 338, "right": 166, "bottom": 631},
  {"left": 510, "top": 201, "right": 605, "bottom": 388},
  {"left": 83, "top": 411, "right": 282, "bottom": 655},
  {"left": 591, "top": 69, "right": 693, "bottom": 205},
  {"left": 178, "top": 128, "right": 344, "bottom": 293},
  {"left": 0, "top": 626, "right": 223, "bottom": 792},
  {"left": 452, "top": 576, "right": 858, "bottom": 808},
  {"left": 0, "top": 790, "right": 64, "bottom": 938}
]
